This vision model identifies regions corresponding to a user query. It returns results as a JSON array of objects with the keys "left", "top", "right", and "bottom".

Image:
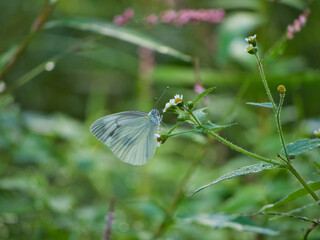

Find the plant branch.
[
  {"left": 287, "top": 164, "right": 319, "bottom": 201},
  {"left": 1, "top": 36, "right": 94, "bottom": 95},
  {"left": 207, "top": 131, "right": 279, "bottom": 165},
  {"left": 254, "top": 53, "right": 289, "bottom": 161},
  {"left": 103, "top": 197, "right": 115, "bottom": 240},
  {"left": 303, "top": 221, "right": 320, "bottom": 240},
  {"left": 0, "top": 0, "right": 59, "bottom": 81},
  {"left": 254, "top": 52, "right": 319, "bottom": 201},
  {"left": 167, "top": 122, "right": 182, "bottom": 135}
]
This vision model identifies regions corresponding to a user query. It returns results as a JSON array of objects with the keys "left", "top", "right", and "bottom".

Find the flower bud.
[
  {"left": 277, "top": 85, "right": 286, "bottom": 94},
  {"left": 187, "top": 101, "right": 194, "bottom": 110},
  {"left": 177, "top": 113, "right": 189, "bottom": 122}
]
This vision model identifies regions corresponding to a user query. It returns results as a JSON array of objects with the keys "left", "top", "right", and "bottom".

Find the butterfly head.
[{"left": 148, "top": 109, "right": 162, "bottom": 123}]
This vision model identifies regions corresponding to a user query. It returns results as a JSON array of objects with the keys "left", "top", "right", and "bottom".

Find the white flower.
[
  {"left": 173, "top": 94, "right": 183, "bottom": 105},
  {"left": 244, "top": 44, "right": 257, "bottom": 54},
  {"left": 245, "top": 34, "right": 256, "bottom": 42},
  {"left": 155, "top": 133, "right": 162, "bottom": 147},
  {"left": 163, "top": 99, "right": 175, "bottom": 112},
  {"left": 244, "top": 44, "right": 253, "bottom": 52},
  {"left": 314, "top": 128, "right": 320, "bottom": 137}
]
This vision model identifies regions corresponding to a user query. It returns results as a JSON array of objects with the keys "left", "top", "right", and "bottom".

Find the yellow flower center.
[{"left": 174, "top": 98, "right": 182, "bottom": 104}]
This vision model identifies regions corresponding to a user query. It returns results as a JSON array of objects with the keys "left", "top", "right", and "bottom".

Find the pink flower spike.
[
  {"left": 287, "top": 25, "right": 294, "bottom": 32},
  {"left": 123, "top": 8, "right": 134, "bottom": 19},
  {"left": 293, "top": 19, "right": 301, "bottom": 32},
  {"left": 145, "top": 14, "right": 159, "bottom": 25},
  {"left": 286, "top": 31, "right": 294, "bottom": 39},
  {"left": 161, "top": 10, "right": 178, "bottom": 23},
  {"left": 113, "top": 16, "right": 125, "bottom": 26},
  {"left": 299, "top": 15, "right": 307, "bottom": 26},
  {"left": 113, "top": 8, "right": 134, "bottom": 26},
  {"left": 194, "top": 83, "right": 206, "bottom": 94},
  {"left": 158, "top": 9, "right": 225, "bottom": 26}
]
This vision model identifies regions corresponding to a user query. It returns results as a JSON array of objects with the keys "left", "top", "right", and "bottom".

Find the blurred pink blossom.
[
  {"left": 286, "top": 9, "right": 310, "bottom": 40},
  {"left": 194, "top": 83, "right": 209, "bottom": 103},
  {"left": 194, "top": 83, "right": 206, "bottom": 94},
  {"left": 160, "top": 9, "right": 225, "bottom": 26},
  {"left": 113, "top": 8, "right": 134, "bottom": 26},
  {"left": 293, "top": 19, "right": 301, "bottom": 31},
  {"left": 139, "top": 47, "right": 155, "bottom": 79},
  {"left": 145, "top": 14, "right": 159, "bottom": 25}
]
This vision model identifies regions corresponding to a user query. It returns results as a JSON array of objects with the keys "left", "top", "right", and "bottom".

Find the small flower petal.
[
  {"left": 173, "top": 94, "right": 183, "bottom": 105},
  {"left": 314, "top": 128, "right": 320, "bottom": 137},
  {"left": 245, "top": 44, "right": 257, "bottom": 54},
  {"left": 155, "top": 133, "right": 163, "bottom": 147}
]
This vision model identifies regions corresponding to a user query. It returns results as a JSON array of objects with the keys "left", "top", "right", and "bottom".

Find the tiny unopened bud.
[
  {"left": 277, "top": 85, "right": 286, "bottom": 94},
  {"left": 177, "top": 113, "right": 188, "bottom": 122},
  {"left": 187, "top": 101, "right": 194, "bottom": 110}
]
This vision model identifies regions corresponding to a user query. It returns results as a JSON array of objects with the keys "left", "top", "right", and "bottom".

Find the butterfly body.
[{"left": 90, "top": 109, "right": 161, "bottom": 165}]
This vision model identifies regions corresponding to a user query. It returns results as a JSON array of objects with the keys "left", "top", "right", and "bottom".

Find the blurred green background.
[{"left": 0, "top": 0, "right": 320, "bottom": 239}]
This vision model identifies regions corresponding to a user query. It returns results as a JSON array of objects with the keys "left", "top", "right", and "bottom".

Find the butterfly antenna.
[{"left": 153, "top": 86, "right": 169, "bottom": 109}]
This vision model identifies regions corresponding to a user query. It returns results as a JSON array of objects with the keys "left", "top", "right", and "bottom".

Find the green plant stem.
[
  {"left": 152, "top": 144, "right": 209, "bottom": 239},
  {"left": 287, "top": 164, "right": 320, "bottom": 201},
  {"left": 207, "top": 131, "right": 279, "bottom": 165},
  {"left": 254, "top": 53, "right": 277, "bottom": 110},
  {"left": 167, "top": 122, "right": 181, "bottom": 135},
  {"left": 167, "top": 129, "right": 197, "bottom": 137},
  {"left": 188, "top": 104, "right": 279, "bottom": 165},
  {"left": 302, "top": 223, "right": 319, "bottom": 240},
  {"left": 0, "top": 0, "right": 59, "bottom": 81},
  {"left": 254, "top": 53, "right": 288, "bottom": 160},
  {"left": 246, "top": 211, "right": 320, "bottom": 224},
  {"left": 254, "top": 52, "right": 319, "bottom": 201},
  {"left": 1, "top": 55, "right": 62, "bottom": 95},
  {"left": 1, "top": 37, "right": 94, "bottom": 95},
  {"left": 277, "top": 92, "right": 290, "bottom": 161},
  {"left": 187, "top": 108, "right": 202, "bottom": 126}
]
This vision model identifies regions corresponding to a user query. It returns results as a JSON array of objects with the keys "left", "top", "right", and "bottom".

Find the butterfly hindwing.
[{"left": 90, "top": 111, "right": 159, "bottom": 165}]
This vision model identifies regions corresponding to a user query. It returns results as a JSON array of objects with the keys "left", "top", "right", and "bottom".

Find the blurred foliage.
[{"left": 0, "top": 0, "right": 320, "bottom": 239}]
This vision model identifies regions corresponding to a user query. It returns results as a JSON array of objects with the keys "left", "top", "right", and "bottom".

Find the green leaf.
[
  {"left": 45, "top": 18, "right": 192, "bottom": 62},
  {"left": 192, "top": 108, "right": 207, "bottom": 124},
  {"left": 313, "top": 161, "right": 320, "bottom": 173},
  {"left": 260, "top": 181, "right": 320, "bottom": 211},
  {"left": 193, "top": 87, "right": 215, "bottom": 105},
  {"left": 200, "top": 121, "right": 235, "bottom": 131},
  {"left": 0, "top": 45, "right": 18, "bottom": 73},
  {"left": 183, "top": 213, "right": 278, "bottom": 236},
  {"left": 281, "top": 138, "right": 320, "bottom": 156},
  {"left": 266, "top": 201, "right": 320, "bottom": 222},
  {"left": 246, "top": 102, "right": 276, "bottom": 109},
  {"left": 267, "top": 36, "right": 287, "bottom": 58},
  {"left": 190, "top": 162, "right": 278, "bottom": 196}
]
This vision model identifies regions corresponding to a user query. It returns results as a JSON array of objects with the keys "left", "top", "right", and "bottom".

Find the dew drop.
[{"left": 45, "top": 61, "right": 55, "bottom": 71}]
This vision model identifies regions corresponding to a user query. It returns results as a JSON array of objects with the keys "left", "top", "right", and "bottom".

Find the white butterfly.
[{"left": 90, "top": 109, "right": 161, "bottom": 165}]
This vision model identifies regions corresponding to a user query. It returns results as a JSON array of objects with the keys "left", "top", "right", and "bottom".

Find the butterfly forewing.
[{"left": 90, "top": 111, "right": 160, "bottom": 165}]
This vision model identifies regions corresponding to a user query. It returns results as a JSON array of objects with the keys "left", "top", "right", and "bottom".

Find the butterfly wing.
[{"left": 90, "top": 111, "right": 159, "bottom": 165}]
